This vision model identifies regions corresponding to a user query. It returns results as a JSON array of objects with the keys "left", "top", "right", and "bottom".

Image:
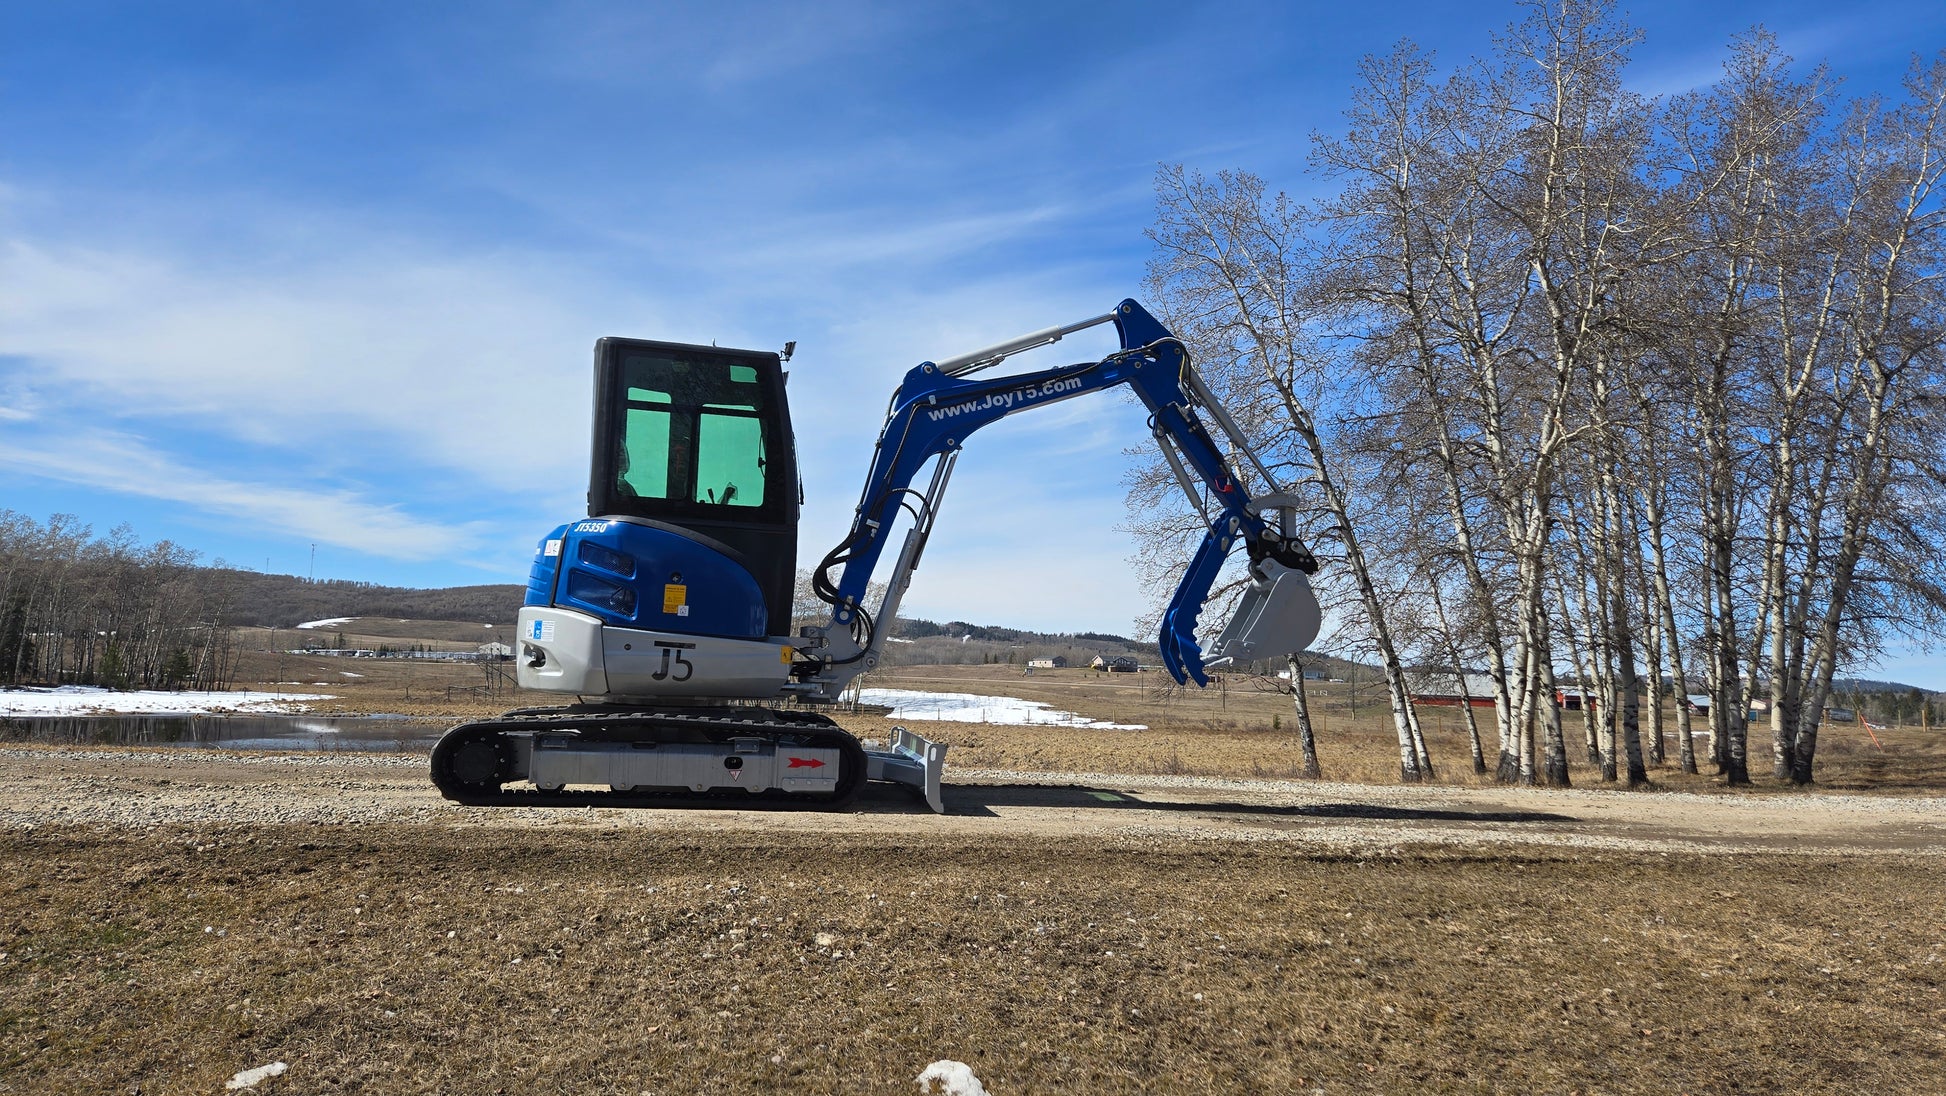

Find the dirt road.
[{"left": 7, "top": 746, "right": 1942, "bottom": 856}]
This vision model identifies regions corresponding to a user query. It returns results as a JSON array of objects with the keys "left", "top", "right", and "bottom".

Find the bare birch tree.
[
  {"left": 1146, "top": 165, "right": 1436, "bottom": 781},
  {"left": 1141, "top": 0, "right": 1945, "bottom": 788}
]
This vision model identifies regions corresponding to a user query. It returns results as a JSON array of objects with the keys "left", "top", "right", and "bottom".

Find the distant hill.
[
  {"left": 1830, "top": 677, "right": 1928, "bottom": 695},
  {"left": 894, "top": 617, "right": 1138, "bottom": 646},
  {"left": 220, "top": 577, "right": 1151, "bottom": 649},
  {"left": 218, "top": 575, "right": 1339, "bottom": 669},
  {"left": 221, "top": 568, "right": 1162, "bottom": 646},
  {"left": 215, "top": 569, "right": 524, "bottom": 628},
  {"left": 223, "top": 575, "right": 1933, "bottom": 701}
]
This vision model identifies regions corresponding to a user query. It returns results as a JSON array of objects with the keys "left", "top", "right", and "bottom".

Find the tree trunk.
[{"left": 1288, "top": 655, "right": 1323, "bottom": 780}]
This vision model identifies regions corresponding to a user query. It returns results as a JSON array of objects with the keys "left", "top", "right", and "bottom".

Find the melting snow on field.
[
  {"left": 857, "top": 688, "right": 1146, "bottom": 730},
  {"left": 224, "top": 1061, "right": 287, "bottom": 1089},
  {"left": 917, "top": 1060, "right": 988, "bottom": 1096},
  {"left": 294, "top": 617, "right": 353, "bottom": 629},
  {"left": 0, "top": 686, "right": 333, "bottom": 715}
]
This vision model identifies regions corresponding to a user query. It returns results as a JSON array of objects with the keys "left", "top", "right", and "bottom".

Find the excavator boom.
[{"left": 796, "top": 299, "right": 1319, "bottom": 697}]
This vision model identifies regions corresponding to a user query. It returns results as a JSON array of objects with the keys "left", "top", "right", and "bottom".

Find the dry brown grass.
[
  {"left": 833, "top": 665, "right": 1946, "bottom": 795},
  {"left": 5, "top": 824, "right": 1944, "bottom": 1095},
  {"left": 7, "top": 636, "right": 1943, "bottom": 1094}
]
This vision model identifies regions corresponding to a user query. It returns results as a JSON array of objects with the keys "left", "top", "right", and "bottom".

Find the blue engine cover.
[{"left": 524, "top": 518, "right": 769, "bottom": 640}]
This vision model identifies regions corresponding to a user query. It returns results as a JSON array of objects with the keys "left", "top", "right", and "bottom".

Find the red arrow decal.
[{"left": 787, "top": 757, "right": 826, "bottom": 769}]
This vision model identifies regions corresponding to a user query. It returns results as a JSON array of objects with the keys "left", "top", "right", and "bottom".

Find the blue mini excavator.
[{"left": 431, "top": 299, "right": 1321, "bottom": 812}]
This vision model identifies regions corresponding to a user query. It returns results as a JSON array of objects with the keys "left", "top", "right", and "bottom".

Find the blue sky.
[{"left": 4, "top": 1, "right": 1943, "bottom": 687}]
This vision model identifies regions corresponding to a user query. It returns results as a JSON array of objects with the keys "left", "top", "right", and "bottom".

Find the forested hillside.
[
  {"left": 1, "top": 510, "right": 1168, "bottom": 686},
  {"left": 894, "top": 617, "right": 1136, "bottom": 646},
  {"left": 216, "top": 572, "right": 523, "bottom": 628},
  {"left": 0, "top": 511, "right": 522, "bottom": 686},
  {"left": 1, "top": 513, "right": 240, "bottom": 688}
]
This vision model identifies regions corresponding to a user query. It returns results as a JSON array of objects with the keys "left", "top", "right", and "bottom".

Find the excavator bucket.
[{"left": 1205, "top": 559, "right": 1323, "bottom": 668}]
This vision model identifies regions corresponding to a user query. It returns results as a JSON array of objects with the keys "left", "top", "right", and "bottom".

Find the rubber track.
[{"left": 430, "top": 705, "right": 868, "bottom": 811}]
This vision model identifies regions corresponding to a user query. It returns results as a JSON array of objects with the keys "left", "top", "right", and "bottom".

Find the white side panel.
[
  {"left": 517, "top": 607, "right": 795, "bottom": 700},
  {"left": 517, "top": 606, "right": 608, "bottom": 694},
  {"left": 601, "top": 627, "right": 795, "bottom": 700}
]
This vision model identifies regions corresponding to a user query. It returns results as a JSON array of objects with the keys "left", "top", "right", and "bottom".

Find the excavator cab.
[{"left": 579, "top": 338, "right": 800, "bottom": 636}]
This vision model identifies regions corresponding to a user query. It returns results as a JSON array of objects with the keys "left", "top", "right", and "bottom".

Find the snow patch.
[
  {"left": 294, "top": 617, "right": 353, "bottom": 630},
  {"left": 225, "top": 1061, "right": 287, "bottom": 1089},
  {"left": 917, "top": 1060, "right": 988, "bottom": 1096},
  {"left": 858, "top": 688, "right": 1146, "bottom": 730},
  {"left": 0, "top": 686, "right": 333, "bottom": 715},
  {"left": 339, "top": 671, "right": 364, "bottom": 678}
]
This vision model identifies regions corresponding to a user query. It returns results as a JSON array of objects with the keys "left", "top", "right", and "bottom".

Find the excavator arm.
[{"left": 793, "top": 299, "right": 1321, "bottom": 699}]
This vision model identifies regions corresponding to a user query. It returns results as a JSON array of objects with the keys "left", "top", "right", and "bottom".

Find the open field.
[
  {"left": 228, "top": 630, "right": 1946, "bottom": 795},
  {"left": 6, "top": 625, "right": 1945, "bottom": 1093},
  {"left": 1, "top": 747, "right": 1944, "bottom": 1094},
  {"left": 856, "top": 664, "right": 1946, "bottom": 794}
]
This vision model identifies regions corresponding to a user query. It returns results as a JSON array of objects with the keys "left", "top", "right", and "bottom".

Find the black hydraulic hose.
[{"left": 807, "top": 516, "right": 881, "bottom": 667}]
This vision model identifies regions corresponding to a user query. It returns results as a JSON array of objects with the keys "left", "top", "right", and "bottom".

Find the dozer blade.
[
  {"left": 1205, "top": 559, "right": 1323, "bottom": 667},
  {"left": 863, "top": 726, "right": 949, "bottom": 813}
]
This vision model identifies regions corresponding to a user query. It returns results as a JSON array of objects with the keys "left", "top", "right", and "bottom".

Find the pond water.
[
  {"left": 1, "top": 684, "right": 1146, "bottom": 752},
  {"left": 854, "top": 688, "right": 1148, "bottom": 730},
  {"left": 0, "top": 713, "right": 437, "bottom": 752}
]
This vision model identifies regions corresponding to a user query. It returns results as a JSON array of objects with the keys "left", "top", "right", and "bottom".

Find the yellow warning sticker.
[
  {"left": 662, "top": 584, "right": 687, "bottom": 614},
  {"left": 780, "top": 645, "right": 795, "bottom": 664}
]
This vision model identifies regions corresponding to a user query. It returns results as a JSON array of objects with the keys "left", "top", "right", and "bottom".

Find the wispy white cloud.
[
  {"left": 901, "top": 539, "right": 1151, "bottom": 637},
  {"left": 0, "top": 178, "right": 1151, "bottom": 601},
  {"left": 0, "top": 233, "right": 619, "bottom": 495},
  {"left": 1626, "top": 18, "right": 1870, "bottom": 100},
  {"left": 456, "top": 149, "right": 1095, "bottom": 288},
  {"left": 706, "top": 203, "right": 1078, "bottom": 276},
  {"left": 0, "top": 427, "right": 489, "bottom": 561},
  {"left": 0, "top": 384, "right": 34, "bottom": 421}
]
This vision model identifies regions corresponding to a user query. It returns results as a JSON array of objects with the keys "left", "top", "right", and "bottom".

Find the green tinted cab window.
[
  {"left": 695, "top": 408, "right": 765, "bottom": 506},
  {"left": 620, "top": 388, "right": 672, "bottom": 500},
  {"left": 616, "top": 361, "right": 766, "bottom": 508}
]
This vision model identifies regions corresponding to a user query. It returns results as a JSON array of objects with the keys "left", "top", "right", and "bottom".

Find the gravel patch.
[{"left": 3, "top": 747, "right": 1941, "bottom": 856}]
